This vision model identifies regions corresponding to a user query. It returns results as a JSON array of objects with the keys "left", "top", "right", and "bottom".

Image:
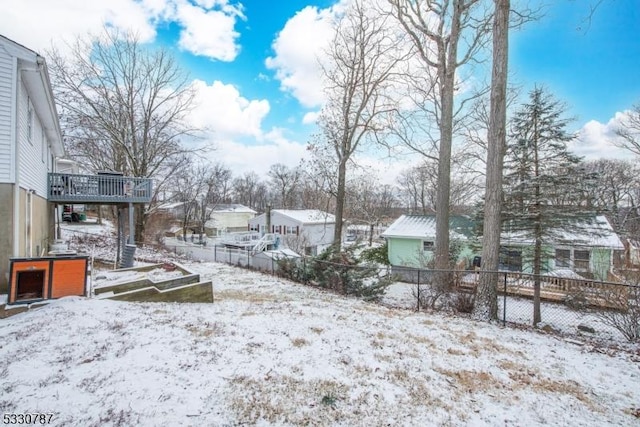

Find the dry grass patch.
[
  {"left": 508, "top": 372, "right": 598, "bottom": 409},
  {"left": 228, "top": 374, "right": 349, "bottom": 425},
  {"left": 435, "top": 368, "right": 504, "bottom": 395},
  {"left": 291, "top": 337, "right": 310, "bottom": 347},
  {"left": 406, "top": 333, "right": 436, "bottom": 346},
  {"left": 309, "top": 326, "right": 324, "bottom": 334},
  {"left": 214, "top": 289, "right": 277, "bottom": 303},
  {"left": 186, "top": 322, "right": 220, "bottom": 338}
]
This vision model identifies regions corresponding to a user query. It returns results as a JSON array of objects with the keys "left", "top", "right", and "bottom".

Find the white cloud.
[
  {"left": 265, "top": 5, "right": 337, "bottom": 108},
  {"left": 205, "top": 131, "right": 309, "bottom": 178},
  {"left": 174, "top": 0, "right": 243, "bottom": 61},
  {"left": 0, "top": 0, "right": 158, "bottom": 52},
  {"left": 572, "top": 112, "right": 635, "bottom": 160},
  {"left": 0, "top": 0, "right": 243, "bottom": 61},
  {"left": 302, "top": 111, "right": 320, "bottom": 125},
  {"left": 190, "top": 80, "right": 270, "bottom": 138}
]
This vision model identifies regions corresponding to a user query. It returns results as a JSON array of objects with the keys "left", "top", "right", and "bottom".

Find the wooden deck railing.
[
  {"left": 461, "top": 270, "right": 630, "bottom": 309},
  {"left": 48, "top": 172, "right": 153, "bottom": 204}
]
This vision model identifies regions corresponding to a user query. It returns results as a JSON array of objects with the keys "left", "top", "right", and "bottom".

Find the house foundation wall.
[{"left": 0, "top": 183, "right": 14, "bottom": 293}]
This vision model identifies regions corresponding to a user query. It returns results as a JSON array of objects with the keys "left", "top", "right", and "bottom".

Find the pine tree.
[{"left": 503, "top": 86, "right": 589, "bottom": 325}]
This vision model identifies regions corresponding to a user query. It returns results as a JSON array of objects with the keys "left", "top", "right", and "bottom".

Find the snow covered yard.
[{"left": 1, "top": 261, "right": 639, "bottom": 426}]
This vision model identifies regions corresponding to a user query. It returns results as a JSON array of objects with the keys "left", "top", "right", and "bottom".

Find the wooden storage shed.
[{"left": 8, "top": 256, "right": 88, "bottom": 304}]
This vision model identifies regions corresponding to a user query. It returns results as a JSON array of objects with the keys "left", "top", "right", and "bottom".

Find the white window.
[
  {"left": 286, "top": 226, "right": 297, "bottom": 235},
  {"left": 423, "top": 241, "right": 434, "bottom": 251},
  {"left": 555, "top": 249, "right": 570, "bottom": 268},
  {"left": 574, "top": 250, "right": 590, "bottom": 271}
]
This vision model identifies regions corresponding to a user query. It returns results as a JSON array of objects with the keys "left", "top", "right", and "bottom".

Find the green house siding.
[
  {"left": 387, "top": 238, "right": 424, "bottom": 267},
  {"left": 591, "top": 248, "right": 611, "bottom": 281},
  {"left": 387, "top": 237, "right": 474, "bottom": 268}
]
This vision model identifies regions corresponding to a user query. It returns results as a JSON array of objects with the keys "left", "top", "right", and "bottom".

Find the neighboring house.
[
  {"left": 499, "top": 215, "right": 624, "bottom": 281},
  {"left": 382, "top": 215, "right": 476, "bottom": 269},
  {"left": 248, "top": 209, "right": 335, "bottom": 255},
  {"left": 205, "top": 204, "right": 257, "bottom": 235},
  {"left": 0, "top": 35, "right": 65, "bottom": 292},
  {"left": 155, "top": 201, "right": 187, "bottom": 219},
  {"left": 383, "top": 213, "right": 623, "bottom": 282}
]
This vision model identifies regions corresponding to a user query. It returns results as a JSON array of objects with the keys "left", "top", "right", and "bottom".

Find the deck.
[
  {"left": 48, "top": 172, "right": 153, "bottom": 204},
  {"left": 460, "top": 271, "right": 631, "bottom": 310}
]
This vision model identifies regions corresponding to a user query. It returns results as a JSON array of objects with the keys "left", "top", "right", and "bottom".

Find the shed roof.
[
  {"left": 502, "top": 215, "right": 624, "bottom": 249},
  {"left": 272, "top": 209, "right": 335, "bottom": 224},
  {"left": 381, "top": 215, "right": 474, "bottom": 241}
]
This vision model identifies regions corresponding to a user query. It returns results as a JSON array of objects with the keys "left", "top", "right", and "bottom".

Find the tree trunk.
[
  {"left": 434, "top": 3, "right": 461, "bottom": 271},
  {"left": 473, "top": 0, "right": 509, "bottom": 321},
  {"left": 135, "top": 205, "right": 146, "bottom": 244},
  {"left": 333, "top": 158, "right": 347, "bottom": 247},
  {"left": 533, "top": 229, "right": 542, "bottom": 325}
]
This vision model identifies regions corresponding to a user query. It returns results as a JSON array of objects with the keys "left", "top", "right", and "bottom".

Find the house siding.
[
  {"left": 0, "top": 183, "right": 14, "bottom": 292},
  {"left": 0, "top": 45, "right": 13, "bottom": 182},
  {"left": 387, "top": 237, "right": 423, "bottom": 267},
  {"left": 248, "top": 211, "right": 335, "bottom": 254},
  {"left": 17, "top": 79, "right": 49, "bottom": 196},
  {"left": 591, "top": 248, "right": 611, "bottom": 281}
]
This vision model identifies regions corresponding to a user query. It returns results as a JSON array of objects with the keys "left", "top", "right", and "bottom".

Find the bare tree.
[
  {"left": 388, "top": 0, "right": 492, "bottom": 269},
  {"left": 614, "top": 103, "right": 640, "bottom": 157},
  {"left": 346, "top": 173, "right": 398, "bottom": 246},
  {"left": 473, "top": 0, "right": 509, "bottom": 321},
  {"left": 195, "top": 162, "right": 233, "bottom": 239},
  {"left": 268, "top": 163, "right": 301, "bottom": 209},
  {"left": 318, "top": 0, "right": 407, "bottom": 248},
  {"left": 397, "top": 157, "right": 480, "bottom": 214},
  {"left": 232, "top": 172, "right": 265, "bottom": 211},
  {"left": 48, "top": 28, "right": 200, "bottom": 243},
  {"left": 582, "top": 159, "right": 640, "bottom": 232}
]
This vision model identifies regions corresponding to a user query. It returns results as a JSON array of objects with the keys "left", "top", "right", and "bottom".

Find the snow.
[
  {"left": 1, "top": 261, "right": 639, "bottom": 426},
  {"left": 382, "top": 214, "right": 470, "bottom": 240},
  {"left": 502, "top": 215, "right": 624, "bottom": 249},
  {"left": 272, "top": 209, "right": 336, "bottom": 224},
  {"left": 92, "top": 268, "right": 185, "bottom": 289}
]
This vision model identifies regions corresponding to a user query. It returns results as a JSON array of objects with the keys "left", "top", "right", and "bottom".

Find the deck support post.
[{"left": 128, "top": 202, "right": 135, "bottom": 245}]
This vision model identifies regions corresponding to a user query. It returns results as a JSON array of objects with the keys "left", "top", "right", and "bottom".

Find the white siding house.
[
  {"left": 204, "top": 204, "right": 257, "bottom": 235},
  {"left": 248, "top": 209, "right": 336, "bottom": 255},
  {"left": 0, "top": 35, "right": 64, "bottom": 291}
]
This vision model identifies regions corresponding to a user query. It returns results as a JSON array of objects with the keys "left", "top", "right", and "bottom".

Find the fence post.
[
  {"left": 214, "top": 245, "right": 217, "bottom": 262},
  {"left": 503, "top": 272, "right": 507, "bottom": 327},
  {"left": 303, "top": 257, "right": 307, "bottom": 284},
  {"left": 417, "top": 269, "right": 421, "bottom": 312},
  {"left": 247, "top": 249, "right": 250, "bottom": 268}
]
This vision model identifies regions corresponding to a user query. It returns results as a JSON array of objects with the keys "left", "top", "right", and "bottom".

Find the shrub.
[
  {"left": 596, "top": 271, "right": 640, "bottom": 342},
  {"left": 359, "top": 242, "right": 390, "bottom": 266},
  {"left": 278, "top": 245, "right": 391, "bottom": 301}
]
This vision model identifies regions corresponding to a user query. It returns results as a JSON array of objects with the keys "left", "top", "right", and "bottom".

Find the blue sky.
[
  {"left": 1, "top": 0, "right": 638, "bottom": 179},
  {"left": 510, "top": 0, "right": 640, "bottom": 124}
]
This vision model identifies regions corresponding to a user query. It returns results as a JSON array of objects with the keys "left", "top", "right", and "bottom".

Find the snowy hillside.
[{"left": 1, "top": 261, "right": 638, "bottom": 426}]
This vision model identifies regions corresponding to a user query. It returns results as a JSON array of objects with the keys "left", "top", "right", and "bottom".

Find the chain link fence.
[{"left": 160, "top": 237, "right": 640, "bottom": 343}]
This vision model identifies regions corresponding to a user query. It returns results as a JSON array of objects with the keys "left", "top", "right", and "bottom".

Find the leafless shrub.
[
  {"left": 452, "top": 292, "right": 476, "bottom": 314},
  {"left": 596, "top": 271, "right": 640, "bottom": 342}
]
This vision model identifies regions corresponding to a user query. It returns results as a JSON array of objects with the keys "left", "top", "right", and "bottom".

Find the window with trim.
[
  {"left": 574, "top": 250, "right": 590, "bottom": 271},
  {"left": 423, "top": 241, "right": 434, "bottom": 251},
  {"left": 499, "top": 246, "right": 522, "bottom": 271},
  {"left": 555, "top": 249, "right": 570, "bottom": 268},
  {"left": 286, "top": 226, "right": 297, "bottom": 235}
]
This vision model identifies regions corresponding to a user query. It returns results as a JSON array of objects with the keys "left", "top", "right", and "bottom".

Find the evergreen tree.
[{"left": 503, "top": 87, "right": 590, "bottom": 325}]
